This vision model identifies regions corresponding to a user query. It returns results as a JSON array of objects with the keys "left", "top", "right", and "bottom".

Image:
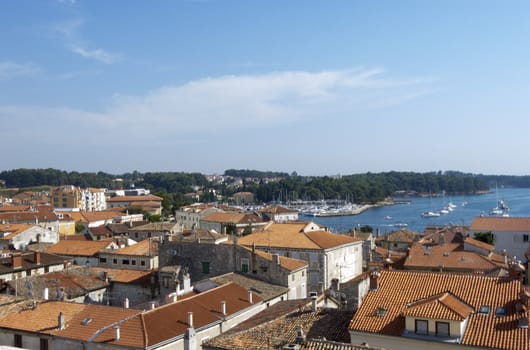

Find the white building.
[
  {"left": 469, "top": 216, "right": 530, "bottom": 261},
  {"left": 80, "top": 188, "right": 107, "bottom": 212},
  {"left": 238, "top": 221, "right": 363, "bottom": 294}
]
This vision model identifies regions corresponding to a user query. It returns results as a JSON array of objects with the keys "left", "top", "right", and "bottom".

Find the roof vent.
[
  {"left": 376, "top": 307, "right": 387, "bottom": 317},
  {"left": 81, "top": 317, "right": 92, "bottom": 326},
  {"left": 443, "top": 252, "right": 450, "bottom": 257}
]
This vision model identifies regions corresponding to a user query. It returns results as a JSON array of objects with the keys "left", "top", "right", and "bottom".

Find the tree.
[
  {"left": 75, "top": 223, "right": 85, "bottom": 233},
  {"left": 360, "top": 225, "right": 373, "bottom": 233},
  {"left": 474, "top": 232, "right": 495, "bottom": 245}
]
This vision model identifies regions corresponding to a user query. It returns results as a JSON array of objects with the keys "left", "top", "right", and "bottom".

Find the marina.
[{"left": 297, "top": 187, "right": 530, "bottom": 234}]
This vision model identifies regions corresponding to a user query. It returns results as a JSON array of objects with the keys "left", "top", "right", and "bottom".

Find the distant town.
[{"left": 0, "top": 169, "right": 528, "bottom": 349}]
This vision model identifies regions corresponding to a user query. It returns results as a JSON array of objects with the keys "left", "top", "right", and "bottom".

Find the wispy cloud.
[
  {"left": 71, "top": 46, "right": 119, "bottom": 64},
  {"left": 0, "top": 61, "right": 40, "bottom": 80},
  {"left": 51, "top": 18, "right": 120, "bottom": 64},
  {"left": 0, "top": 68, "right": 432, "bottom": 140}
]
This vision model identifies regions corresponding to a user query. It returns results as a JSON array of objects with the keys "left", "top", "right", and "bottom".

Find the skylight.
[
  {"left": 376, "top": 307, "right": 387, "bottom": 317},
  {"left": 478, "top": 305, "right": 490, "bottom": 314},
  {"left": 495, "top": 307, "right": 506, "bottom": 316}
]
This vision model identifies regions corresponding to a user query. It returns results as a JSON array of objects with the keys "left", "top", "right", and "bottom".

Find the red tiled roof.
[
  {"left": 349, "top": 270, "right": 528, "bottom": 350},
  {"left": 470, "top": 217, "right": 530, "bottom": 232},
  {"left": 107, "top": 195, "right": 162, "bottom": 203},
  {"left": 403, "top": 292, "right": 473, "bottom": 321},
  {"left": 238, "top": 225, "right": 359, "bottom": 250},
  {"left": 47, "top": 240, "right": 115, "bottom": 257}
]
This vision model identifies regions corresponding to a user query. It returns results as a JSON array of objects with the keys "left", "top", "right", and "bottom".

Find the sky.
[{"left": 1, "top": 1, "right": 530, "bottom": 176}]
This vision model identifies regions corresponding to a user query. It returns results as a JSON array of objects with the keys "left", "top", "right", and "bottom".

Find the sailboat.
[
  {"left": 490, "top": 184, "right": 509, "bottom": 217},
  {"left": 421, "top": 191, "right": 441, "bottom": 217}
]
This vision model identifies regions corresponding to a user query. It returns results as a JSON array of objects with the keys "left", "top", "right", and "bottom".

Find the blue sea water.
[{"left": 301, "top": 188, "right": 530, "bottom": 234}]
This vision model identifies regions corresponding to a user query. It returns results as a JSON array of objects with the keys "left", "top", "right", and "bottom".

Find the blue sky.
[{"left": 1, "top": 1, "right": 530, "bottom": 176}]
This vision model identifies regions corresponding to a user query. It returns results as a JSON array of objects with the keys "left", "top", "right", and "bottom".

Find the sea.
[{"left": 300, "top": 187, "right": 530, "bottom": 234}]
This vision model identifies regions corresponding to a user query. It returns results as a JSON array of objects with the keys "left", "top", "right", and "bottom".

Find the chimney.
[
  {"left": 149, "top": 301, "right": 156, "bottom": 310},
  {"left": 272, "top": 254, "right": 280, "bottom": 265},
  {"left": 172, "top": 294, "right": 178, "bottom": 303},
  {"left": 248, "top": 290, "right": 253, "bottom": 304},
  {"left": 58, "top": 312, "right": 65, "bottom": 330},
  {"left": 123, "top": 298, "right": 129, "bottom": 309},
  {"left": 114, "top": 325, "right": 120, "bottom": 341},
  {"left": 311, "top": 295, "right": 317, "bottom": 312},
  {"left": 221, "top": 301, "right": 226, "bottom": 315},
  {"left": 34, "top": 251, "right": 41, "bottom": 265},
  {"left": 43, "top": 287, "right": 49, "bottom": 301},
  {"left": 369, "top": 271, "right": 380, "bottom": 290},
  {"left": 12, "top": 254, "right": 22, "bottom": 269},
  {"left": 187, "top": 312, "right": 194, "bottom": 328},
  {"left": 295, "top": 326, "right": 306, "bottom": 344}
]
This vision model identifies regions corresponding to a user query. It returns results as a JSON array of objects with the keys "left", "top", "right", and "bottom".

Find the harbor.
[{"left": 295, "top": 187, "right": 530, "bottom": 234}]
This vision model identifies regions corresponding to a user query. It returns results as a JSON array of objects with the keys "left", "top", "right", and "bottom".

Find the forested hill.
[{"left": 0, "top": 168, "right": 505, "bottom": 205}]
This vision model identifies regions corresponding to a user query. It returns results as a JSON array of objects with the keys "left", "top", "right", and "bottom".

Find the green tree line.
[{"left": 0, "top": 168, "right": 516, "bottom": 206}]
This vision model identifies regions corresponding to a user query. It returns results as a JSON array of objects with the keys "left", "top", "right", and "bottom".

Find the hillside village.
[{"left": 0, "top": 185, "right": 528, "bottom": 350}]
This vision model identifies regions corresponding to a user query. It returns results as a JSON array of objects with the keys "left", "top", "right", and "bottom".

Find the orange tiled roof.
[
  {"left": 403, "top": 292, "right": 473, "bottom": 321},
  {"left": 202, "top": 212, "right": 263, "bottom": 225},
  {"left": 464, "top": 236, "right": 494, "bottom": 251},
  {"left": 0, "top": 282, "right": 263, "bottom": 348},
  {"left": 238, "top": 223, "right": 359, "bottom": 250},
  {"left": 47, "top": 240, "right": 115, "bottom": 257},
  {"left": 404, "top": 242, "right": 500, "bottom": 272},
  {"left": 248, "top": 247, "right": 307, "bottom": 271},
  {"left": 110, "top": 239, "right": 158, "bottom": 256},
  {"left": 89, "top": 267, "right": 154, "bottom": 284},
  {"left": 349, "top": 270, "right": 528, "bottom": 350},
  {"left": 140, "top": 282, "right": 263, "bottom": 347},
  {"left": 470, "top": 217, "right": 530, "bottom": 232},
  {"left": 106, "top": 195, "right": 162, "bottom": 202},
  {"left": 0, "top": 205, "right": 31, "bottom": 213},
  {"left": 257, "top": 205, "right": 297, "bottom": 214},
  {"left": 0, "top": 224, "right": 35, "bottom": 240}
]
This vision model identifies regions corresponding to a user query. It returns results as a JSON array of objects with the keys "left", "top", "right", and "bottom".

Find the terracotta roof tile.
[
  {"left": 238, "top": 223, "right": 359, "bottom": 250},
  {"left": 110, "top": 238, "right": 158, "bottom": 256},
  {"left": 348, "top": 270, "right": 528, "bottom": 350},
  {"left": 204, "top": 302, "right": 354, "bottom": 350},
  {"left": 470, "top": 217, "right": 530, "bottom": 232},
  {"left": 107, "top": 195, "right": 162, "bottom": 202},
  {"left": 202, "top": 212, "right": 263, "bottom": 225},
  {"left": 403, "top": 292, "right": 473, "bottom": 321},
  {"left": 47, "top": 240, "right": 115, "bottom": 257},
  {"left": 404, "top": 242, "right": 500, "bottom": 272}
]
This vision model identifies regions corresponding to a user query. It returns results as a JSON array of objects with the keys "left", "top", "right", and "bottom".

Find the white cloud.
[
  {"left": 71, "top": 46, "right": 119, "bottom": 64},
  {"left": 51, "top": 19, "right": 120, "bottom": 64},
  {"left": 0, "top": 61, "right": 39, "bottom": 80},
  {"left": 0, "top": 68, "right": 432, "bottom": 141}
]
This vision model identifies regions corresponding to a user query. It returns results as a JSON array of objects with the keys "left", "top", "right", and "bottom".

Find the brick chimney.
[
  {"left": 369, "top": 271, "right": 381, "bottom": 290},
  {"left": 34, "top": 251, "right": 41, "bottom": 265},
  {"left": 12, "top": 254, "right": 22, "bottom": 269}
]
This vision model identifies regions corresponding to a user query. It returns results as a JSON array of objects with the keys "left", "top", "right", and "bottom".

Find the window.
[
  {"left": 415, "top": 319, "right": 428, "bottom": 335},
  {"left": 132, "top": 260, "right": 137, "bottom": 266},
  {"left": 141, "top": 260, "right": 146, "bottom": 266},
  {"left": 436, "top": 322, "right": 449, "bottom": 337},
  {"left": 122, "top": 259, "right": 130, "bottom": 265},
  {"left": 40, "top": 338, "right": 49, "bottom": 350},
  {"left": 202, "top": 261, "right": 210, "bottom": 274},
  {"left": 292, "top": 274, "right": 295, "bottom": 281},
  {"left": 241, "top": 258, "right": 249, "bottom": 273},
  {"left": 112, "top": 259, "right": 117, "bottom": 265},
  {"left": 524, "top": 234, "right": 529, "bottom": 242},
  {"left": 99, "top": 257, "right": 107, "bottom": 263},
  {"left": 14, "top": 334, "right": 22, "bottom": 347}
]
